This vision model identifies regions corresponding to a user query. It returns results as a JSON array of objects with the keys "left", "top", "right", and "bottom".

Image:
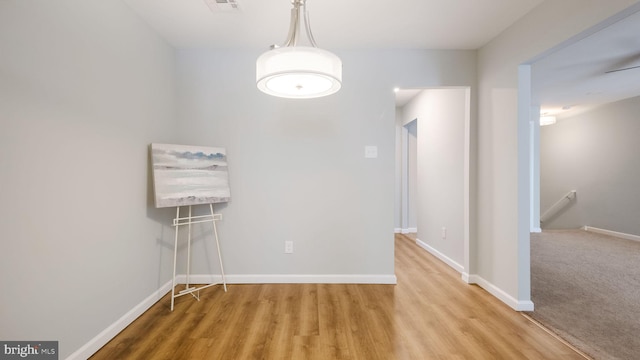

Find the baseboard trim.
[
  {"left": 531, "top": 227, "right": 542, "bottom": 233},
  {"left": 413, "top": 242, "right": 535, "bottom": 312},
  {"left": 69, "top": 273, "right": 398, "bottom": 359},
  {"left": 461, "top": 272, "right": 471, "bottom": 283},
  {"left": 394, "top": 228, "right": 402, "bottom": 233},
  {"left": 412, "top": 242, "right": 533, "bottom": 310},
  {"left": 467, "top": 275, "right": 534, "bottom": 311},
  {"left": 65, "top": 280, "right": 173, "bottom": 360},
  {"left": 400, "top": 228, "right": 417, "bottom": 234},
  {"left": 582, "top": 226, "right": 640, "bottom": 242},
  {"left": 415, "top": 239, "right": 464, "bottom": 274},
  {"left": 181, "top": 274, "right": 398, "bottom": 285}
]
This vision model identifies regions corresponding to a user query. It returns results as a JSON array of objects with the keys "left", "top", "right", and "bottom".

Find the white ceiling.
[
  {"left": 122, "top": 0, "right": 543, "bottom": 49},
  {"left": 533, "top": 9, "right": 640, "bottom": 119},
  {"left": 396, "top": 8, "right": 640, "bottom": 116},
  {"left": 122, "top": 0, "right": 640, "bottom": 114}
]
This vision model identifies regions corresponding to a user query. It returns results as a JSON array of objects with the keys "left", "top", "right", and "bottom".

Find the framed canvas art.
[{"left": 150, "top": 143, "right": 231, "bottom": 208}]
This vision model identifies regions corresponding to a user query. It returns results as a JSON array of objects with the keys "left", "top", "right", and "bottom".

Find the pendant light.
[{"left": 256, "top": 0, "right": 342, "bottom": 99}]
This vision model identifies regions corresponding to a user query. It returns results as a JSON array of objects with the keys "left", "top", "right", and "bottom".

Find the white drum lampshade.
[
  {"left": 256, "top": 0, "right": 342, "bottom": 99},
  {"left": 256, "top": 46, "right": 342, "bottom": 99}
]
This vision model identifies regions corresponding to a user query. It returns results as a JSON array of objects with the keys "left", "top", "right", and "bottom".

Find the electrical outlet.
[
  {"left": 284, "top": 241, "right": 294, "bottom": 254},
  {"left": 441, "top": 227, "right": 447, "bottom": 239}
]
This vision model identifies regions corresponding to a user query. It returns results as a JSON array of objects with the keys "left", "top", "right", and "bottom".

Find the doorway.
[
  {"left": 401, "top": 119, "right": 418, "bottom": 234},
  {"left": 396, "top": 87, "right": 471, "bottom": 278}
]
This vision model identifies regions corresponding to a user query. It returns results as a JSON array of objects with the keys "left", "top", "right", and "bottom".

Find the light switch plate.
[{"left": 365, "top": 146, "right": 378, "bottom": 158}]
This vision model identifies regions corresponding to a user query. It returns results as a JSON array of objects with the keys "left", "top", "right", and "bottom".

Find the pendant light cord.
[
  {"left": 302, "top": 1, "right": 318, "bottom": 47},
  {"left": 282, "top": 0, "right": 318, "bottom": 48}
]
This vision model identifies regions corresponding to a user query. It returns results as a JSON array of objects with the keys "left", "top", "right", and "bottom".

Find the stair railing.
[{"left": 540, "top": 190, "right": 577, "bottom": 224}]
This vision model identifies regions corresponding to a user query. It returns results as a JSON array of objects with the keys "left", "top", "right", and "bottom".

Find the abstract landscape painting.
[{"left": 150, "top": 143, "right": 231, "bottom": 208}]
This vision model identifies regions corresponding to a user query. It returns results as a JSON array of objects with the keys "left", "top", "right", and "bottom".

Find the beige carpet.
[{"left": 529, "top": 229, "right": 640, "bottom": 360}]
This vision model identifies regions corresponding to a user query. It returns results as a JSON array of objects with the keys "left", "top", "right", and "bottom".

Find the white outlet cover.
[
  {"left": 285, "top": 241, "right": 293, "bottom": 254},
  {"left": 365, "top": 146, "right": 378, "bottom": 158}
]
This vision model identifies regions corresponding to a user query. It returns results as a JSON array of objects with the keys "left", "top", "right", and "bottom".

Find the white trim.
[
  {"left": 415, "top": 239, "right": 464, "bottom": 274},
  {"left": 401, "top": 227, "right": 417, "bottom": 234},
  {"left": 181, "top": 274, "right": 398, "bottom": 285},
  {"left": 394, "top": 228, "right": 402, "bottom": 233},
  {"left": 65, "top": 280, "right": 173, "bottom": 360},
  {"left": 463, "top": 87, "right": 473, "bottom": 288},
  {"left": 531, "top": 227, "right": 542, "bottom": 233},
  {"left": 401, "top": 123, "right": 409, "bottom": 232},
  {"left": 582, "top": 226, "right": 640, "bottom": 242},
  {"left": 517, "top": 64, "right": 533, "bottom": 306},
  {"left": 530, "top": 107, "right": 541, "bottom": 233},
  {"left": 467, "top": 275, "right": 535, "bottom": 311},
  {"left": 461, "top": 272, "right": 471, "bottom": 283}
]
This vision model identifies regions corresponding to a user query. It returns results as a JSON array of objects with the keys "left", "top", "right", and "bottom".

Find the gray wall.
[
  {"left": 173, "top": 49, "right": 477, "bottom": 278},
  {"left": 540, "top": 96, "right": 640, "bottom": 235},
  {"left": 0, "top": 1, "right": 177, "bottom": 358}
]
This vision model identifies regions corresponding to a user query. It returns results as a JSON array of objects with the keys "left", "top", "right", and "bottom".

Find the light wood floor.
[{"left": 90, "top": 234, "right": 585, "bottom": 359}]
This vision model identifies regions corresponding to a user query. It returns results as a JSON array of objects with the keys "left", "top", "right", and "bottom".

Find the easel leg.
[
  {"left": 171, "top": 206, "right": 180, "bottom": 312},
  {"left": 171, "top": 204, "right": 226, "bottom": 311},
  {"left": 186, "top": 205, "right": 192, "bottom": 292},
  {"left": 210, "top": 204, "right": 227, "bottom": 292}
]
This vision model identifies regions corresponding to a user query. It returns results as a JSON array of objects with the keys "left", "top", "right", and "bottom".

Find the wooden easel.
[{"left": 170, "top": 204, "right": 227, "bottom": 311}]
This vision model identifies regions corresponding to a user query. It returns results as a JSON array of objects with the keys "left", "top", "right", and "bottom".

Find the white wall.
[
  {"left": 540, "top": 96, "right": 640, "bottom": 235},
  {"left": 0, "top": 1, "right": 176, "bottom": 358},
  {"left": 477, "top": 0, "right": 639, "bottom": 307},
  {"left": 174, "top": 49, "right": 476, "bottom": 280},
  {"left": 401, "top": 89, "right": 467, "bottom": 267}
]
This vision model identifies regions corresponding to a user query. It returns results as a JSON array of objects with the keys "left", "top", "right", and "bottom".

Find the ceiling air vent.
[{"left": 204, "top": 0, "right": 241, "bottom": 12}]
